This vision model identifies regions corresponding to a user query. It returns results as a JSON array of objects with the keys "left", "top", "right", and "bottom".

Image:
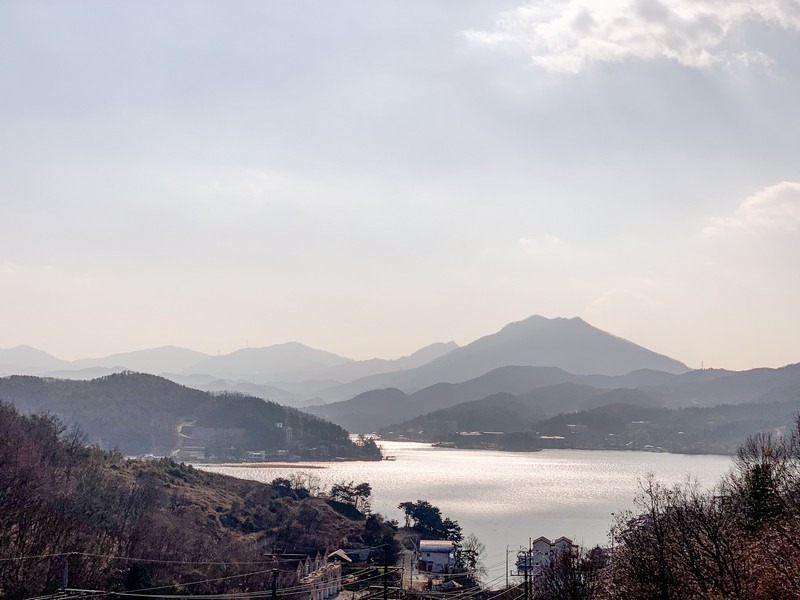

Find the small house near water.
[{"left": 418, "top": 540, "right": 456, "bottom": 573}]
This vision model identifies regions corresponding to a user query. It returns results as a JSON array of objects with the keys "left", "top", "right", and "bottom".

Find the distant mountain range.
[
  {"left": 0, "top": 339, "right": 462, "bottom": 406},
  {"left": 0, "top": 315, "right": 701, "bottom": 418},
  {"left": 2, "top": 315, "right": 798, "bottom": 455}
]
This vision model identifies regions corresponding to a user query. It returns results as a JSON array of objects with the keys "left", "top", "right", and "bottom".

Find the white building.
[
  {"left": 518, "top": 536, "right": 577, "bottom": 577},
  {"left": 418, "top": 540, "right": 456, "bottom": 573}
]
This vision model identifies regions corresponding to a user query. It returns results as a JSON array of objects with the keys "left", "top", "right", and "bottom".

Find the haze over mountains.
[
  {"left": 0, "top": 339, "right": 462, "bottom": 405},
  {"left": 2, "top": 314, "right": 798, "bottom": 454},
  {"left": 0, "top": 316, "right": 686, "bottom": 403}
]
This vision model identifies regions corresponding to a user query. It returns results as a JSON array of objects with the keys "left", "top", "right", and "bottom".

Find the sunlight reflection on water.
[{"left": 198, "top": 441, "right": 732, "bottom": 586}]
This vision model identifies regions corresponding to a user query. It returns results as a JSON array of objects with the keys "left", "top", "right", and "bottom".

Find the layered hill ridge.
[
  {"left": 309, "top": 362, "right": 800, "bottom": 433},
  {"left": 379, "top": 385, "right": 659, "bottom": 439},
  {"left": 375, "top": 372, "right": 800, "bottom": 454}
]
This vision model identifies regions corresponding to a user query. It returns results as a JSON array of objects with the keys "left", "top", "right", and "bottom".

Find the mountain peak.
[
  {"left": 2, "top": 344, "right": 59, "bottom": 356},
  {"left": 471, "top": 315, "right": 688, "bottom": 376},
  {"left": 499, "top": 315, "right": 589, "bottom": 333},
  {"left": 0, "top": 345, "right": 70, "bottom": 374},
  {"left": 314, "top": 315, "right": 689, "bottom": 403}
]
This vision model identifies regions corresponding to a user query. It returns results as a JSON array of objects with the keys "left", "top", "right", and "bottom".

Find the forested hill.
[
  {"left": 0, "top": 372, "right": 380, "bottom": 459},
  {"left": 0, "top": 402, "right": 396, "bottom": 598}
]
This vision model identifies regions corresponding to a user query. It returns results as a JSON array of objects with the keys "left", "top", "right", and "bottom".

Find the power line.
[
  {"left": 111, "top": 567, "right": 276, "bottom": 595},
  {"left": 0, "top": 551, "right": 74, "bottom": 563},
  {"left": 1, "top": 550, "right": 311, "bottom": 566}
]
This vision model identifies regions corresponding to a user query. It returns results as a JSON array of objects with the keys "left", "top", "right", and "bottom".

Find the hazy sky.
[{"left": 2, "top": 0, "right": 799, "bottom": 369}]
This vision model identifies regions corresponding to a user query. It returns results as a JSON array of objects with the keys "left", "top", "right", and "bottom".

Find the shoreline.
[
  {"left": 380, "top": 439, "right": 734, "bottom": 457},
  {"left": 193, "top": 462, "right": 328, "bottom": 469}
]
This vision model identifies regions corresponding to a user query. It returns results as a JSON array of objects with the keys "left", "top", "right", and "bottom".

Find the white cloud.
[
  {"left": 464, "top": 0, "right": 800, "bottom": 73},
  {"left": 704, "top": 181, "right": 800, "bottom": 236}
]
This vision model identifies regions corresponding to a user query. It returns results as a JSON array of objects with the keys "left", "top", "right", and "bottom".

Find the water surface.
[{"left": 199, "top": 442, "right": 732, "bottom": 586}]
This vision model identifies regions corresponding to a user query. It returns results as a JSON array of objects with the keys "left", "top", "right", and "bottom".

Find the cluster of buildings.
[
  {"left": 417, "top": 536, "right": 578, "bottom": 578},
  {"left": 276, "top": 534, "right": 581, "bottom": 600},
  {"left": 173, "top": 421, "right": 297, "bottom": 461}
]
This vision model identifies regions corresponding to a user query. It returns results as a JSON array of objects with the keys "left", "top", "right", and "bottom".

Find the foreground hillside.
[
  {"left": 0, "top": 403, "right": 394, "bottom": 598},
  {"left": 0, "top": 372, "right": 380, "bottom": 459}
]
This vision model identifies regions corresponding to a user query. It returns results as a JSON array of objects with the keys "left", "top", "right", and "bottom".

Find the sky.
[{"left": 1, "top": 0, "right": 799, "bottom": 370}]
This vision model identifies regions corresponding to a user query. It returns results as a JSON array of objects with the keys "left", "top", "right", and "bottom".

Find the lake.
[{"left": 198, "top": 442, "right": 732, "bottom": 587}]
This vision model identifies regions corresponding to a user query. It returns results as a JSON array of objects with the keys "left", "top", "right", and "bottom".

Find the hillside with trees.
[
  {"left": 0, "top": 402, "right": 397, "bottom": 598},
  {"left": 381, "top": 390, "right": 800, "bottom": 455},
  {"left": 0, "top": 372, "right": 380, "bottom": 459},
  {"left": 379, "top": 385, "right": 658, "bottom": 441}
]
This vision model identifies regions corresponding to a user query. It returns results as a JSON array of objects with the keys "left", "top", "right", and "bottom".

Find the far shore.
[{"left": 194, "top": 462, "right": 327, "bottom": 469}]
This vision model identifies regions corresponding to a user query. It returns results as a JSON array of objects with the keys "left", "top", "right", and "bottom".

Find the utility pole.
[
  {"left": 513, "top": 548, "right": 531, "bottom": 600},
  {"left": 61, "top": 554, "right": 69, "bottom": 593},
  {"left": 505, "top": 545, "right": 510, "bottom": 589},
  {"left": 523, "top": 559, "right": 529, "bottom": 600},
  {"left": 271, "top": 568, "right": 278, "bottom": 600},
  {"left": 528, "top": 538, "right": 533, "bottom": 600},
  {"left": 383, "top": 545, "right": 389, "bottom": 600},
  {"left": 517, "top": 545, "right": 533, "bottom": 600},
  {"left": 409, "top": 554, "right": 413, "bottom": 591}
]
